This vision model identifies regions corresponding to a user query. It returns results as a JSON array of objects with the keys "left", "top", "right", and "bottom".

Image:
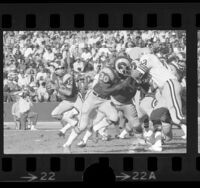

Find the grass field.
[{"left": 4, "top": 122, "right": 186, "bottom": 154}]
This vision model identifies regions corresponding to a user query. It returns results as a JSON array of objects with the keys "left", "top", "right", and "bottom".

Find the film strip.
[{"left": 0, "top": 3, "right": 200, "bottom": 182}]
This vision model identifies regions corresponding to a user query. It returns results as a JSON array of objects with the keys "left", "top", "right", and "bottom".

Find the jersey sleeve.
[
  {"left": 66, "top": 77, "right": 73, "bottom": 89},
  {"left": 136, "top": 55, "right": 152, "bottom": 75}
]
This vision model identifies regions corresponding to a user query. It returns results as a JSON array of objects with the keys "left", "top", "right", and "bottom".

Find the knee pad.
[
  {"left": 62, "top": 109, "right": 76, "bottom": 121},
  {"left": 71, "top": 108, "right": 79, "bottom": 116},
  {"left": 109, "top": 112, "right": 119, "bottom": 124},
  {"left": 74, "top": 126, "right": 81, "bottom": 134}
]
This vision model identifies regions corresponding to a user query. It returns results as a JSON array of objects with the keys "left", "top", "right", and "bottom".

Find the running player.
[
  {"left": 63, "top": 63, "right": 131, "bottom": 153},
  {"left": 77, "top": 56, "right": 143, "bottom": 147},
  {"left": 49, "top": 66, "right": 78, "bottom": 129}
]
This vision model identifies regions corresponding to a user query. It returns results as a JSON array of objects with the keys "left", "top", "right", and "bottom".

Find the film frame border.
[{"left": 0, "top": 3, "right": 199, "bottom": 182}]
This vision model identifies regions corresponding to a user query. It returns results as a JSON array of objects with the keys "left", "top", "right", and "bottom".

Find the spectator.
[
  {"left": 43, "top": 47, "right": 55, "bottom": 62},
  {"left": 3, "top": 30, "right": 186, "bottom": 102},
  {"left": 17, "top": 91, "right": 38, "bottom": 130},
  {"left": 18, "top": 69, "right": 29, "bottom": 88},
  {"left": 73, "top": 57, "right": 85, "bottom": 73},
  {"left": 36, "top": 80, "right": 49, "bottom": 102},
  {"left": 36, "top": 64, "right": 48, "bottom": 81}
]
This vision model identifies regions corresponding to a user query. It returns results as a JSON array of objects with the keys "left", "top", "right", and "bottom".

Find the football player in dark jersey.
[{"left": 63, "top": 61, "right": 131, "bottom": 153}]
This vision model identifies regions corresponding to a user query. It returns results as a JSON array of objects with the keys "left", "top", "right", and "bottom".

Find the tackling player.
[
  {"left": 131, "top": 53, "right": 186, "bottom": 152},
  {"left": 63, "top": 63, "right": 131, "bottom": 153},
  {"left": 77, "top": 57, "right": 143, "bottom": 148}
]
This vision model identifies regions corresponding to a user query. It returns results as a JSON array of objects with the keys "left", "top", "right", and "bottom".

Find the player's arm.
[
  {"left": 131, "top": 56, "right": 149, "bottom": 80},
  {"left": 103, "top": 77, "right": 131, "bottom": 95},
  {"left": 56, "top": 85, "right": 73, "bottom": 96}
]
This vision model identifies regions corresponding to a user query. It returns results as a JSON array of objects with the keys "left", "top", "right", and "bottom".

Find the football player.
[
  {"left": 131, "top": 53, "right": 186, "bottom": 152},
  {"left": 63, "top": 63, "right": 131, "bottom": 153},
  {"left": 77, "top": 56, "right": 143, "bottom": 147},
  {"left": 49, "top": 66, "right": 78, "bottom": 129}
]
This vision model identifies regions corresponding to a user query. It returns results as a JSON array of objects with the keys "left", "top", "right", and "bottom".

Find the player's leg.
[
  {"left": 27, "top": 111, "right": 38, "bottom": 130},
  {"left": 61, "top": 94, "right": 84, "bottom": 138},
  {"left": 59, "top": 108, "right": 79, "bottom": 137},
  {"left": 138, "top": 96, "right": 155, "bottom": 141},
  {"left": 63, "top": 91, "right": 100, "bottom": 153},
  {"left": 98, "top": 100, "right": 119, "bottom": 124},
  {"left": 51, "top": 100, "right": 74, "bottom": 120},
  {"left": 124, "top": 103, "right": 143, "bottom": 135},
  {"left": 78, "top": 100, "right": 119, "bottom": 148},
  {"left": 160, "top": 110, "right": 173, "bottom": 142},
  {"left": 19, "top": 112, "right": 28, "bottom": 130},
  {"left": 77, "top": 110, "right": 105, "bottom": 147},
  {"left": 164, "top": 79, "right": 186, "bottom": 139},
  {"left": 91, "top": 100, "right": 119, "bottom": 136}
]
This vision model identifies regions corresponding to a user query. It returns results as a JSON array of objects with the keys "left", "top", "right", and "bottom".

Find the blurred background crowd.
[{"left": 3, "top": 30, "right": 186, "bottom": 102}]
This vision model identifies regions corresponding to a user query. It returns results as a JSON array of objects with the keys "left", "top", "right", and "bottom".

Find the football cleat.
[
  {"left": 30, "top": 126, "right": 37, "bottom": 131},
  {"left": 147, "top": 144, "right": 162, "bottom": 152},
  {"left": 115, "top": 133, "right": 129, "bottom": 139},
  {"left": 92, "top": 131, "right": 98, "bottom": 143},
  {"left": 181, "top": 135, "right": 186, "bottom": 140},
  {"left": 143, "top": 129, "right": 154, "bottom": 145},
  {"left": 58, "top": 131, "right": 65, "bottom": 138},
  {"left": 101, "top": 134, "right": 112, "bottom": 141},
  {"left": 77, "top": 140, "right": 87, "bottom": 148}
]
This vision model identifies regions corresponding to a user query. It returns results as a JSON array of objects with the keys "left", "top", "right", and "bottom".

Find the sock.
[
  {"left": 63, "top": 129, "right": 78, "bottom": 147},
  {"left": 83, "top": 130, "right": 92, "bottom": 143},
  {"left": 98, "top": 127, "right": 107, "bottom": 136},
  {"left": 119, "top": 129, "right": 128, "bottom": 138},
  {"left": 60, "top": 123, "right": 72, "bottom": 134},
  {"left": 162, "top": 122, "right": 172, "bottom": 140},
  {"left": 93, "top": 118, "right": 109, "bottom": 132},
  {"left": 153, "top": 131, "right": 162, "bottom": 147}
]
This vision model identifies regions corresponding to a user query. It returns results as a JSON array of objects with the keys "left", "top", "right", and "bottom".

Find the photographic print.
[{"left": 3, "top": 30, "right": 186, "bottom": 154}]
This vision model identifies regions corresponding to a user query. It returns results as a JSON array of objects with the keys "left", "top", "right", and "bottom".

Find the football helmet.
[{"left": 114, "top": 56, "right": 131, "bottom": 76}]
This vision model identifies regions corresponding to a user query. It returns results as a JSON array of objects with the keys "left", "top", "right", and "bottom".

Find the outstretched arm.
[{"left": 103, "top": 77, "right": 131, "bottom": 95}]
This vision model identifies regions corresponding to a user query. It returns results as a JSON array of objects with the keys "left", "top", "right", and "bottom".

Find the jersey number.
[
  {"left": 99, "top": 73, "right": 109, "bottom": 83},
  {"left": 141, "top": 59, "right": 147, "bottom": 66}
]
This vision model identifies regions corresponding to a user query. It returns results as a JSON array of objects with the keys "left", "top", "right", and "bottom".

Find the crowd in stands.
[{"left": 3, "top": 30, "right": 186, "bottom": 102}]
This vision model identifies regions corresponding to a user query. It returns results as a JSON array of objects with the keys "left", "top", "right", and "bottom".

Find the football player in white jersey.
[{"left": 131, "top": 53, "right": 186, "bottom": 152}]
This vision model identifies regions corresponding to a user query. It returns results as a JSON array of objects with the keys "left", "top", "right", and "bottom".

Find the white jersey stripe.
[
  {"left": 167, "top": 80, "right": 183, "bottom": 120},
  {"left": 169, "top": 79, "right": 184, "bottom": 118}
]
